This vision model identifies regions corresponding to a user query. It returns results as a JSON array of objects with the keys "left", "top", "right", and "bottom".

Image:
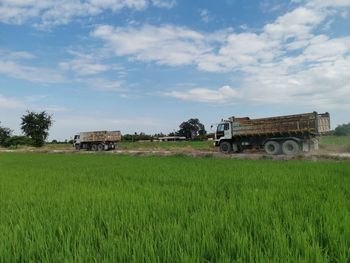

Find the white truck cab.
[{"left": 214, "top": 122, "right": 232, "bottom": 145}]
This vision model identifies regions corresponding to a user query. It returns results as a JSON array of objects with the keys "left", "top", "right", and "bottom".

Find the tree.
[
  {"left": 178, "top": 118, "right": 206, "bottom": 140},
  {"left": 334, "top": 123, "right": 350, "bottom": 136},
  {"left": 21, "top": 111, "right": 53, "bottom": 147},
  {"left": 0, "top": 122, "right": 12, "bottom": 146}
]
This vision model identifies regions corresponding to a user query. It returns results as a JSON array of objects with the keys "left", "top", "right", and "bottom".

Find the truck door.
[
  {"left": 216, "top": 123, "right": 231, "bottom": 139},
  {"left": 74, "top": 135, "right": 80, "bottom": 145},
  {"left": 216, "top": 124, "right": 225, "bottom": 139},
  {"left": 223, "top": 123, "right": 231, "bottom": 139}
]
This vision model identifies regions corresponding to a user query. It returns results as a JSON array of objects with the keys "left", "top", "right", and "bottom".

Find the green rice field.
[{"left": 0, "top": 153, "right": 349, "bottom": 262}]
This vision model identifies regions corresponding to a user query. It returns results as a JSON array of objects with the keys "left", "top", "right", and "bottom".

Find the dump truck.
[
  {"left": 73, "top": 131, "right": 122, "bottom": 151},
  {"left": 214, "top": 112, "right": 330, "bottom": 155}
]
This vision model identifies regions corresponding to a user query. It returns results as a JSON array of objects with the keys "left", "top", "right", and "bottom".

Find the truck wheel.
[
  {"left": 264, "top": 141, "right": 281, "bottom": 155},
  {"left": 91, "top": 144, "right": 98, "bottom": 151},
  {"left": 97, "top": 144, "right": 104, "bottom": 151},
  {"left": 220, "top": 142, "right": 232, "bottom": 154},
  {"left": 75, "top": 144, "right": 80, "bottom": 150},
  {"left": 282, "top": 140, "right": 300, "bottom": 155}
]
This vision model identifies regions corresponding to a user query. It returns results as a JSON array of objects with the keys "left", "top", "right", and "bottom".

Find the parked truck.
[
  {"left": 214, "top": 112, "right": 330, "bottom": 155},
  {"left": 73, "top": 131, "right": 122, "bottom": 151}
]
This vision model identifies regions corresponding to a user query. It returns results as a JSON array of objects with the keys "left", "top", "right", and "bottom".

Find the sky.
[{"left": 0, "top": 0, "right": 350, "bottom": 140}]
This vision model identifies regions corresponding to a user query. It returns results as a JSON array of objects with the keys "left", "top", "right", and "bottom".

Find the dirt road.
[{"left": 1, "top": 148, "right": 349, "bottom": 161}]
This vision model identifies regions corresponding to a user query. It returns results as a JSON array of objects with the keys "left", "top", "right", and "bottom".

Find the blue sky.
[{"left": 0, "top": 0, "right": 350, "bottom": 140}]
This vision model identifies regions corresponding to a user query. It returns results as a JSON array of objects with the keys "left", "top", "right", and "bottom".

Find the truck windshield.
[{"left": 217, "top": 124, "right": 225, "bottom": 132}]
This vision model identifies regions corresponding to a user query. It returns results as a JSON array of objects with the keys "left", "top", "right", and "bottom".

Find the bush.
[
  {"left": 4, "top": 136, "right": 32, "bottom": 148},
  {"left": 334, "top": 123, "right": 350, "bottom": 136}
]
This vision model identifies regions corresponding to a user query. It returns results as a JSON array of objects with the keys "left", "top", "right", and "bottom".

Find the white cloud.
[
  {"left": 92, "top": 24, "right": 278, "bottom": 73},
  {"left": 59, "top": 52, "right": 110, "bottom": 76},
  {"left": 0, "top": 0, "right": 176, "bottom": 28},
  {"left": 85, "top": 78, "right": 124, "bottom": 92},
  {"left": 0, "top": 60, "right": 64, "bottom": 83},
  {"left": 60, "top": 61, "right": 109, "bottom": 75},
  {"left": 165, "top": 5, "right": 350, "bottom": 107},
  {"left": 151, "top": 0, "right": 176, "bottom": 8},
  {"left": 165, "top": 86, "right": 239, "bottom": 103},
  {"left": 92, "top": 24, "right": 210, "bottom": 66},
  {"left": 241, "top": 56, "right": 350, "bottom": 109},
  {"left": 199, "top": 9, "right": 212, "bottom": 23},
  {"left": 0, "top": 94, "right": 24, "bottom": 109},
  {"left": 198, "top": 33, "right": 280, "bottom": 72},
  {"left": 1, "top": 0, "right": 348, "bottom": 111},
  {"left": 59, "top": 50, "right": 126, "bottom": 76},
  {"left": 91, "top": 6, "right": 327, "bottom": 72},
  {"left": 166, "top": 53, "right": 350, "bottom": 108},
  {"left": 304, "top": 0, "right": 350, "bottom": 8},
  {"left": 90, "top": 2, "right": 350, "bottom": 108},
  {"left": 0, "top": 49, "right": 36, "bottom": 60},
  {"left": 302, "top": 36, "right": 350, "bottom": 61},
  {"left": 0, "top": 48, "right": 66, "bottom": 83},
  {"left": 263, "top": 7, "right": 325, "bottom": 41}
]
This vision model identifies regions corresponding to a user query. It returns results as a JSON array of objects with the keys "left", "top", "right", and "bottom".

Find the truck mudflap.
[{"left": 302, "top": 138, "right": 319, "bottom": 152}]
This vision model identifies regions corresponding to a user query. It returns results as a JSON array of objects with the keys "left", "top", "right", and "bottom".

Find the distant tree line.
[
  {"left": 0, "top": 111, "right": 52, "bottom": 148},
  {"left": 122, "top": 118, "right": 212, "bottom": 142}
]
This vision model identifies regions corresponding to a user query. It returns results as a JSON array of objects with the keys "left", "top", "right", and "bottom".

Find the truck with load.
[
  {"left": 73, "top": 131, "right": 122, "bottom": 151},
  {"left": 214, "top": 112, "right": 330, "bottom": 155}
]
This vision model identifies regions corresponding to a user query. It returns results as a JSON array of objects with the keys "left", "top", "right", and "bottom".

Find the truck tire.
[
  {"left": 264, "top": 141, "right": 281, "bottom": 155},
  {"left": 91, "top": 144, "right": 98, "bottom": 151},
  {"left": 97, "top": 144, "right": 104, "bottom": 151},
  {"left": 75, "top": 144, "right": 80, "bottom": 150},
  {"left": 282, "top": 140, "right": 300, "bottom": 155},
  {"left": 220, "top": 142, "right": 232, "bottom": 154}
]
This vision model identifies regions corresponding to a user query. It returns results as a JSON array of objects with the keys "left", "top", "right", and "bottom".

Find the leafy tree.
[
  {"left": 334, "top": 123, "right": 350, "bottom": 136},
  {"left": 21, "top": 111, "right": 53, "bottom": 147},
  {"left": 0, "top": 122, "right": 12, "bottom": 146},
  {"left": 178, "top": 118, "right": 206, "bottom": 140}
]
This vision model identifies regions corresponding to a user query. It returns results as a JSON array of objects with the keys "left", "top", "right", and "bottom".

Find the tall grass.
[{"left": 0, "top": 153, "right": 349, "bottom": 262}]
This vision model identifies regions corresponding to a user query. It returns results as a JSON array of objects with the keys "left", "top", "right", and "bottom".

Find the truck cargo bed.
[
  {"left": 79, "top": 131, "right": 121, "bottom": 142},
  {"left": 229, "top": 112, "right": 330, "bottom": 137}
]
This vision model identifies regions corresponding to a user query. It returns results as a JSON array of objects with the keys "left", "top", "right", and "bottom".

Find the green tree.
[
  {"left": 334, "top": 123, "right": 350, "bottom": 136},
  {"left": 178, "top": 118, "right": 206, "bottom": 140},
  {"left": 21, "top": 111, "right": 53, "bottom": 147},
  {"left": 0, "top": 122, "right": 12, "bottom": 146}
]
